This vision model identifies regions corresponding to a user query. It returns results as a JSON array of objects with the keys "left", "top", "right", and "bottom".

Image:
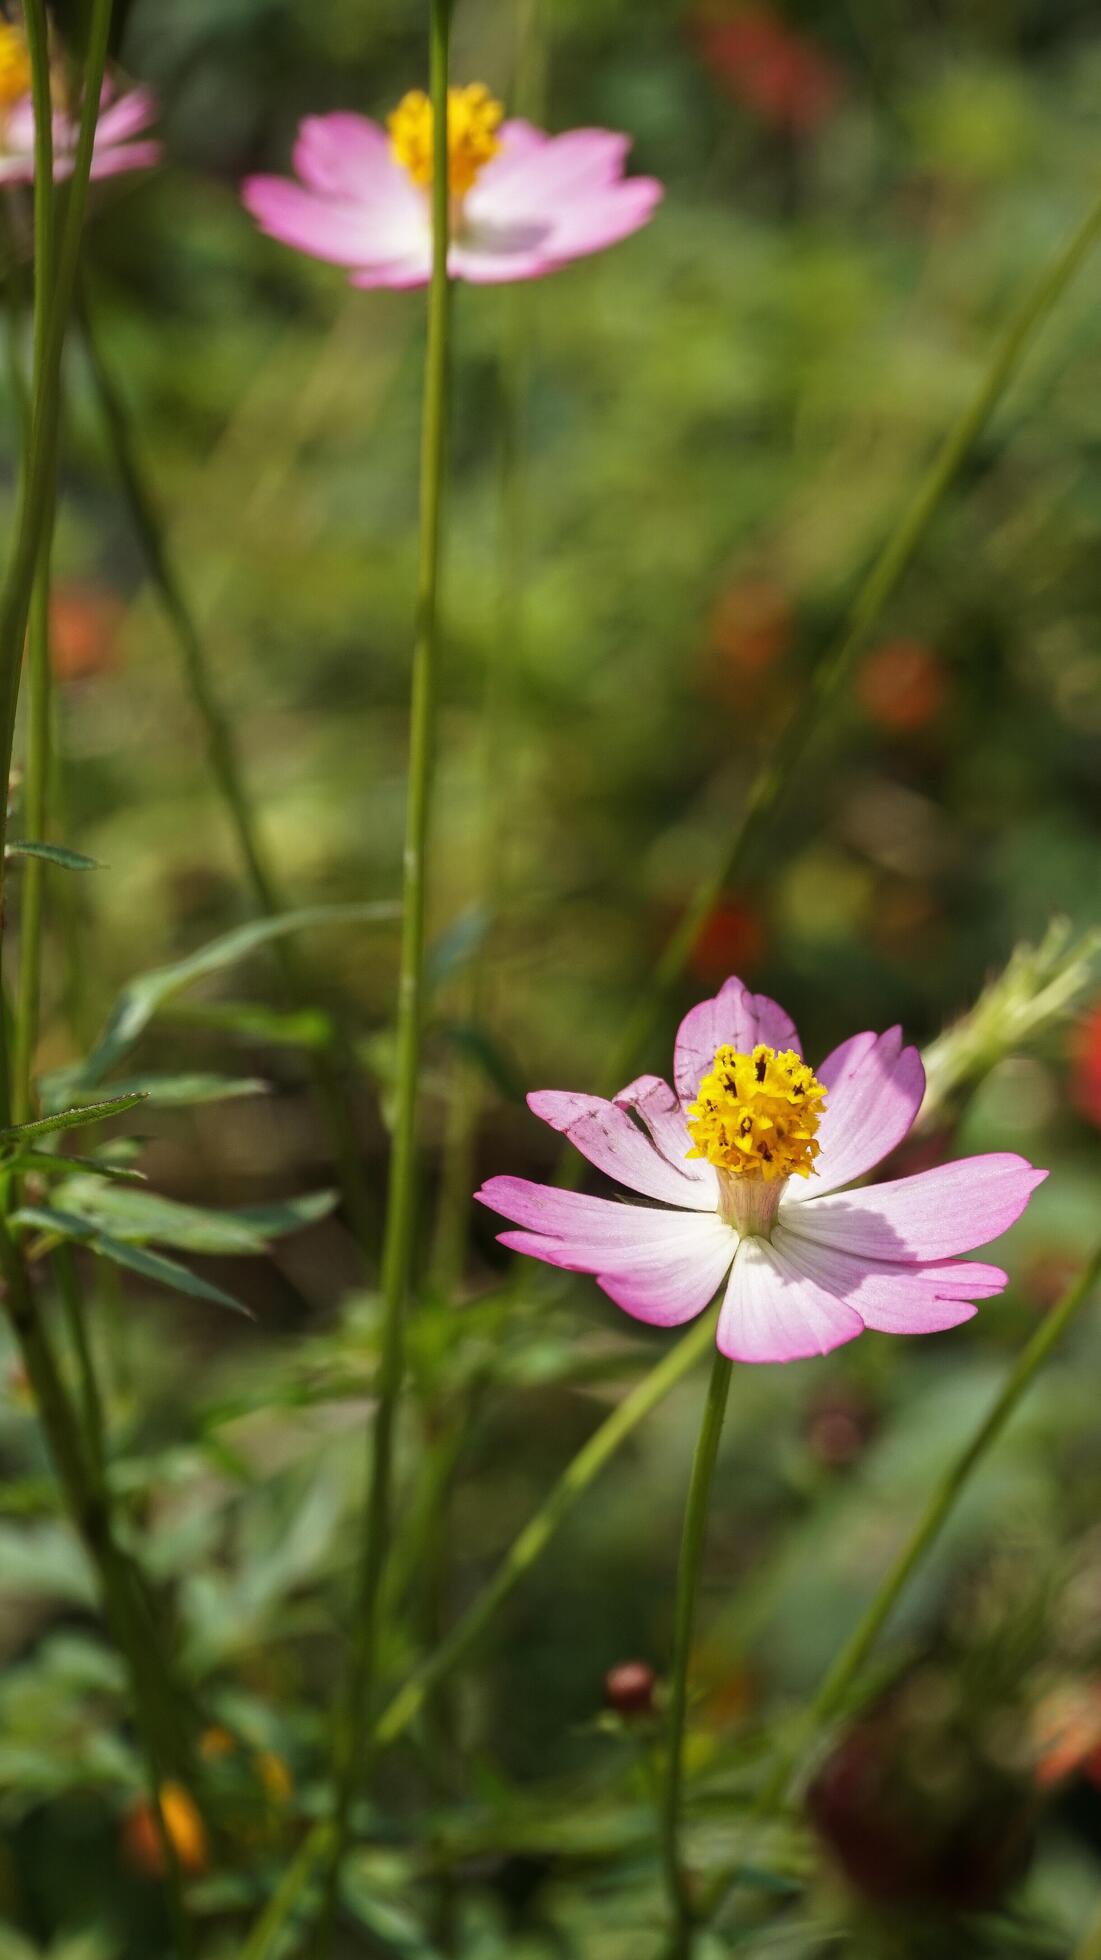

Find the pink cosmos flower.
[
  {"left": 0, "top": 39, "right": 160, "bottom": 186},
  {"left": 476, "top": 975, "right": 1046, "bottom": 1364},
  {"left": 241, "top": 82, "right": 662, "bottom": 289}
]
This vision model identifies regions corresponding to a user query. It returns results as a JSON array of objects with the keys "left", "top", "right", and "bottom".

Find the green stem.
[
  {"left": 597, "top": 180, "right": 1101, "bottom": 1098},
  {"left": 0, "top": 1218, "right": 193, "bottom": 1953},
  {"left": 76, "top": 284, "right": 377, "bottom": 1256},
  {"left": 56, "top": 1240, "right": 105, "bottom": 1477},
  {"left": 661, "top": 1346, "right": 733, "bottom": 1957},
  {"left": 12, "top": 511, "right": 54, "bottom": 1122},
  {"left": 242, "top": 1306, "right": 718, "bottom": 1960},
  {"left": 701, "top": 1243, "right": 1101, "bottom": 1927},
  {"left": 316, "top": 1, "right": 453, "bottom": 1939},
  {"left": 0, "top": 0, "right": 112, "bottom": 876}
]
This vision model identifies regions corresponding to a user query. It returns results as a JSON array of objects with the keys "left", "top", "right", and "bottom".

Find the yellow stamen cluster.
[
  {"left": 0, "top": 26, "right": 30, "bottom": 108},
  {"left": 686, "top": 1044, "right": 827, "bottom": 1182},
  {"left": 388, "top": 82, "right": 504, "bottom": 198}
]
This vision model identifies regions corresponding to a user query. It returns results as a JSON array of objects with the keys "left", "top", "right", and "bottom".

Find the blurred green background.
[{"left": 2, "top": 0, "right": 1101, "bottom": 1953}]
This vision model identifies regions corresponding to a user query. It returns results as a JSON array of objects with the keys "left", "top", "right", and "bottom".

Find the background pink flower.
[
  {"left": 477, "top": 974, "right": 1046, "bottom": 1364},
  {"left": 242, "top": 99, "right": 662, "bottom": 288},
  {"left": 0, "top": 82, "right": 161, "bottom": 185}
]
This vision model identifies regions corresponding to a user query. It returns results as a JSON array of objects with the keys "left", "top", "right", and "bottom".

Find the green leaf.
[
  {"left": 164, "top": 1000, "right": 336, "bottom": 1050},
  {"left": 99, "top": 1072, "right": 270, "bottom": 1108},
  {"left": 38, "top": 1180, "right": 337, "bottom": 1256},
  {"left": 3, "top": 1150, "right": 146, "bottom": 1184},
  {"left": 425, "top": 904, "right": 489, "bottom": 992},
  {"left": 4, "top": 840, "right": 102, "bottom": 871},
  {"left": 0, "top": 1091, "right": 148, "bottom": 1144},
  {"left": 13, "top": 1205, "right": 252, "bottom": 1316},
  {"left": 51, "top": 900, "right": 398, "bottom": 1097}
]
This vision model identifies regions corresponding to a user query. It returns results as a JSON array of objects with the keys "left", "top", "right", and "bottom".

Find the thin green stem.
[
  {"left": 0, "top": 0, "right": 112, "bottom": 876},
  {"left": 1073, "top": 1897, "right": 1101, "bottom": 1960},
  {"left": 76, "top": 284, "right": 377, "bottom": 1256},
  {"left": 241, "top": 1306, "right": 719, "bottom": 1960},
  {"left": 316, "top": 2, "right": 453, "bottom": 1941},
  {"left": 701, "top": 1243, "right": 1101, "bottom": 1928},
  {"left": 0, "top": 1218, "right": 193, "bottom": 1953},
  {"left": 56, "top": 1240, "right": 105, "bottom": 1477},
  {"left": 12, "top": 512, "right": 54, "bottom": 1121},
  {"left": 597, "top": 180, "right": 1101, "bottom": 1099},
  {"left": 661, "top": 1346, "right": 733, "bottom": 1957}
]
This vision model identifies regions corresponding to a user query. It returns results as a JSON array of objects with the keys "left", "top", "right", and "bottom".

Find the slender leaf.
[
  {"left": 43, "top": 1180, "right": 337, "bottom": 1256},
  {"left": 0, "top": 1091, "right": 148, "bottom": 1144},
  {"left": 3, "top": 1150, "right": 146, "bottom": 1184},
  {"left": 51, "top": 900, "right": 398, "bottom": 1097},
  {"left": 5, "top": 839, "right": 102, "bottom": 871},
  {"left": 99, "top": 1072, "right": 270, "bottom": 1108},
  {"left": 13, "top": 1205, "right": 252, "bottom": 1315}
]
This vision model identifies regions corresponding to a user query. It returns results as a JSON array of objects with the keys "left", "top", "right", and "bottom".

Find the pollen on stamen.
[
  {"left": 685, "top": 1043, "right": 827, "bottom": 1182},
  {"left": 0, "top": 26, "right": 31, "bottom": 108},
  {"left": 388, "top": 82, "right": 504, "bottom": 198}
]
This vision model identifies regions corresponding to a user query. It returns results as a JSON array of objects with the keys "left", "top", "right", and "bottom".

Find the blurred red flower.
[
  {"left": 857, "top": 640, "right": 948, "bottom": 734},
  {"left": 1071, "top": 1002, "right": 1101, "bottom": 1128},
  {"left": 688, "top": 896, "right": 766, "bottom": 980},
  {"left": 50, "top": 581, "right": 125, "bottom": 683},
  {"left": 1033, "top": 1681, "right": 1101, "bottom": 1790},
  {"left": 695, "top": 8, "right": 843, "bottom": 135}
]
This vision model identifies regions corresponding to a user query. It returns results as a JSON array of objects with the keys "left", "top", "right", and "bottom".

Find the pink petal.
[
  {"left": 348, "top": 254, "right": 432, "bottom": 289},
  {"left": 477, "top": 1175, "right": 704, "bottom": 1249},
  {"left": 674, "top": 976, "right": 801, "bottom": 1103},
  {"left": 536, "top": 178, "right": 663, "bottom": 262},
  {"left": 499, "top": 1216, "right": 735, "bottom": 1328},
  {"left": 783, "top": 1153, "right": 1047, "bottom": 1263},
  {"left": 772, "top": 1226, "right": 1005, "bottom": 1335},
  {"left": 84, "top": 140, "right": 162, "bottom": 181},
  {"left": 613, "top": 1075, "right": 717, "bottom": 1196},
  {"left": 468, "top": 127, "right": 633, "bottom": 221},
  {"left": 242, "top": 173, "right": 422, "bottom": 268},
  {"left": 784, "top": 1027, "right": 925, "bottom": 1203},
  {"left": 93, "top": 87, "right": 158, "bottom": 147},
  {"left": 527, "top": 1088, "right": 716, "bottom": 1209},
  {"left": 718, "top": 1236, "right": 863, "bottom": 1363},
  {"left": 292, "top": 112, "right": 391, "bottom": 196}
]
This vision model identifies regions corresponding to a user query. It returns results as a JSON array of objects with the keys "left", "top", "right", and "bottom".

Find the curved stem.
[
  {"left": 76, "top": 283, "right": 377, "bottom": 1257},
  {"left": 597, "top": 179, "right": 1101, "bottom": 1100},
  {"left": 316, "top": 1, "right": 453, "bottom": 1941},
  {"left": 661, "top": 1346, "right": 733, "bottom": 1956},
  {"left": 701, "top": 1242, "right": 1101, "bottom": 1928}
]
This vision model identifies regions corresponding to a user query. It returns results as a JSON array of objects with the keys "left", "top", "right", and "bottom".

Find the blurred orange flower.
[
  {"left": 122, "top": 1782, "right": 208, "bottom": 1878},
  {"left": 49, "top": 581, "right": 125, "bottom": 683},
  {"left": 695, "top": 8, "right": 843, "bottom": 135},
  {"left": 858, "top": 640, "right": 948, "bottom": 734},
  {"left": 1033, "top": 1681, "right": 1101, "bottom": 1790}
]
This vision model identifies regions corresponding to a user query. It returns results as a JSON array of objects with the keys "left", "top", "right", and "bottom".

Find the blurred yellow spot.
[
  {"left": 255, "top": 1749, "right": 293, "bottom": 1804},
  {"left": 0, "top": 27, "right": 30, "bottom": 107},
  {"left": 388, "top": 83, "right": 503, "bottom": 197},
  {"left": 686, "top": 1044, "right": 826, "bottom": 1181},
  {"left": 122, "top": 1782, "right": 208, "bottom": 1878}
]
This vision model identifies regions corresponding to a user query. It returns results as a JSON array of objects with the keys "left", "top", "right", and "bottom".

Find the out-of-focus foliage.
[{"left": 0, "top": 0, "right": 1100, "bottom": 1953}]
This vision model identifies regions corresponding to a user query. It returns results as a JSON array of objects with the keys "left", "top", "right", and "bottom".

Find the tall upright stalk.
[
  {"left": 77, "top": 288, "right": 377, "bottom": 1256},
  {"left": 317, "top": 0, "right": 453, "bottom": 1938},
  {"left": 0, "top": 7, "right": 195, "bottom": 1948},
  {"left": 660, "top": 1347, "right": 733, "bottom": 1957}
]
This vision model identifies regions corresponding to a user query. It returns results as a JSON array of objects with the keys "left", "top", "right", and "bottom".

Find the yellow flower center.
[
  {"left": 388, "top": 83, "right": 504, "bottom": 198},
  {"left": 0, "top": 26, "right": 30, "bottom": 108},
  {"left": 686, "top": 1044, "right": 827, "bottom": 1183}
]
